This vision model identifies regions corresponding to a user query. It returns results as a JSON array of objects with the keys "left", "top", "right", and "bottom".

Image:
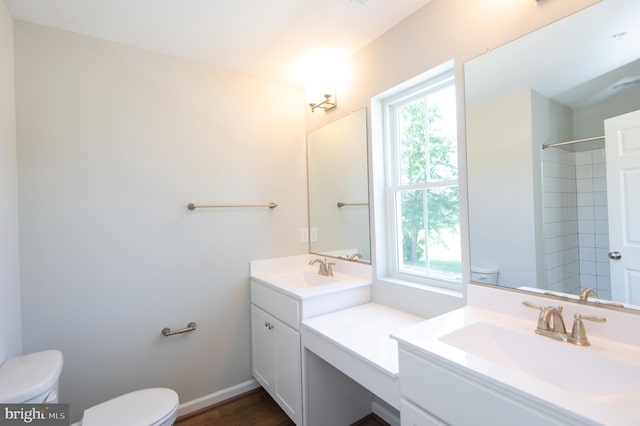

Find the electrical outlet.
[
  {"left": 300, "top": 228, "right": 309, "bottom": 243},
  {"left": 310, "top": 227, "right": 318, "bottom": 242}
]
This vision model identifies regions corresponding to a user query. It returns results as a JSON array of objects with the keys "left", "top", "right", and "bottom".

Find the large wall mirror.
[
  {"left": 307, "top": 108, "right": 371, "bottom": 262},
  {"left": 465, "top": 0, "right": 640, "bottom": 307}
]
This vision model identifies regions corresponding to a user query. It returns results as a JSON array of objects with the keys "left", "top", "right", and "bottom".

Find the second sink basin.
[{"left": 439, "top": 321, "right": 640, "bottom": 398}]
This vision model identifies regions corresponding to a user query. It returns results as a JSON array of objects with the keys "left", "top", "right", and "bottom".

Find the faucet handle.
[
  {"left": 326, "top": 261, "right": 335, "bottom": 277},
  {"left": 522, "top": 301, "right": 543, "bottom": 311},
  {"left": 523, "top": 300, "right": 548, "bottom": 333},
  {"left": 567, "top": 313, "right": 606, "bottom": 346},
  {"left": 579, "top": 314, "right": 606, "bottom": 323},
  {"left": 522, "top": 301, "right": 563, "bottom": 313}
]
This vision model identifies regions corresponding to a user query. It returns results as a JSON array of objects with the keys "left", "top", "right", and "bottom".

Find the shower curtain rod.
[{"left": 541, "top": 135, "right": 604, "bottom": 150}]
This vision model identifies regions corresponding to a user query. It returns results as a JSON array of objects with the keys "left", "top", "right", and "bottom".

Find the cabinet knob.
[{"left": 264, "top": 322, "right": 273, "bottom": 330}]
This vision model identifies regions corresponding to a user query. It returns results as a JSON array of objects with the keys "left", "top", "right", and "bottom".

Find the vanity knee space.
[{"left": 301, "top": 303, "right": 424, "bottom": 426}]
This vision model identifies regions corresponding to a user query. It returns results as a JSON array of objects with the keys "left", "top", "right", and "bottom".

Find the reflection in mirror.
[
  {"left": 307, "top": 108, "right": 370, "bottom": 262},
  {"left": 465, "top": 0, "right": 640, "bottom": 307}
]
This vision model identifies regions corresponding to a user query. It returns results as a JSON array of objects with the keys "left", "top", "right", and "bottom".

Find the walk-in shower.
[{"left": 541, "top": 138, "right": 611, "bottom": 299}]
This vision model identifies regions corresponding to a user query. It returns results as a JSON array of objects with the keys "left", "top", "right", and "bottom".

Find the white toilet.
[
  {"left": 0, "top": 350, "right": 179, "bottom": 426},
  {"left": 471, "top": 265, "right": 500, "bottom": 285}
]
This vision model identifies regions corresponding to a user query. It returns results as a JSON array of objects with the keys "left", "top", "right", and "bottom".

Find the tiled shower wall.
[
  {"left": 575, "top": 148, "right": 611, "bottom": 299},
  {"left": 541, "top": 147, "right": 611, "bottom": 297},
  {"left": 542, "top": 148, "right": 580, "bottom": 294}
]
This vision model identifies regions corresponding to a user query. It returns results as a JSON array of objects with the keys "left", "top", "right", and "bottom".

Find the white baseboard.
[
  {"left": 177, "top": 379, "right": 260, "bottom": 418},
  {"left": 373, "top": 398, "right": 400, "bottom": 426},
  {"left": 177, "top": 379, "right": 400, "bottom": 424}
]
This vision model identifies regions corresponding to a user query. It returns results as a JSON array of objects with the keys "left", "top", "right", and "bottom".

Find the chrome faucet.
[
  {"left": 539, "top": 306, "right": 567, "bottom": 340},
  {"left": 523, "top": 301, "right": 567, "bottom": 341},
  {"left": 579, "top": 288, "right": 597, "bottom": 301},
  {"left": 348, "top": 253, "right": 362, "bottom": 260},
  {"left": 524, "top": 301, "right": 608, "bottom": 346},
  {"left": 309, "top": 258, "right": 334, "bottom": 277}
]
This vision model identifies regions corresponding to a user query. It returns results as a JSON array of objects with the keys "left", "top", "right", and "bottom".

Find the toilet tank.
[
  {"left": 0, "top": 350, "right": 63, "bottom": 403},
  {"left": 471, "top": 265, "right": 499, "bottom": 285}
]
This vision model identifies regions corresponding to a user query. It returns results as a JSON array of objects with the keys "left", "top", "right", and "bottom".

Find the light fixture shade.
[
  {"left": 304, "top": 57, "right": 345, "bottom": 111},
  {"left": 297, "top": 50, "right": 347, "bottom": 112}
]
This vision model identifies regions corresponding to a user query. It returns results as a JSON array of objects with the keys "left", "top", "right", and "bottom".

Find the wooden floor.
[{"left": 175, "top": 387, "right": 390, "bottom": 426}]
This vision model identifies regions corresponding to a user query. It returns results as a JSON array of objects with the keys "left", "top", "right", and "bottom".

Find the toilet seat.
[{"left": 79, "top": 388, "right": 178, "bottom": 426}]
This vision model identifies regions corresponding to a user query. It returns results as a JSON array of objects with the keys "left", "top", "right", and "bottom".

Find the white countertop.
[
  {"left": 303, "top": 302, "right": 424, "bottom": 377},
  {"left": 391, "top": 302, "right": 640, "bottom": 426},
  {"left": 250, "top": 254, "right": 372, "bottom": 300}
]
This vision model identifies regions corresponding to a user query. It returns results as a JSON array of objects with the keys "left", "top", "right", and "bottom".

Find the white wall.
[
  {"left": 14, "top": 22, "right": 307, "bottom": 421},
  {"left": 8, "top": 0, "right": 602, "bottom": 417},
  {"left": 0, "top": 0, "right": 21, "bottom": 362},
  {"left": 306, "top": 0, "right": 600, "bottom": 132},
  {"left": 467, "top": 90, "right": 538, "bottom": 286},
  {"left": 305, "top": 0, "right": 599, "bottom": 317},
  {"left": 573, "top": 87, "right": 640, "bottom": 139}
]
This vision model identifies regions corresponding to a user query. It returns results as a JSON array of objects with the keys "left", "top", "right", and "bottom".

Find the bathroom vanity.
[
  {"left": 250, "top": 256, "right": 640, "bottom": 425},
  {"left": 395, "top": 316, "right": 590, "bottom": 426},
  {"left": 249, "top": 255, "right": 372, "bottom": 425},
  {"left": 392, "top": 284, "right": 640, "bottom": 426}
]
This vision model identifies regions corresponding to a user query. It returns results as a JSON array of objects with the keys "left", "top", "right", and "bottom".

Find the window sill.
[{"left": 376, "top": 275, "right": 464, "bottom": 300}]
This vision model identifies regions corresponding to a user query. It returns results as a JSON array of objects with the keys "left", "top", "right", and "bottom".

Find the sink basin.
[
  {"left": 267, "top": 270, "right": 339, "bottom": 288},
  {"left": 266, "top": 268, "right": 368, "bottom": 289},
  {"left": 439, "top": 321, "right": 640, "bottom": 398}
]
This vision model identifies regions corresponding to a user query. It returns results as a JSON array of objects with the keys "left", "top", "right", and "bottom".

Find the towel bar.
[
  {"left": 337, "top": 202, "right": 368, "bottom": 208},
  {"left": 162, "top": 322, "right": 196, "bottom": 336},
  {"left": 188, "top": 202, "right": 277, "bottom": 210}
]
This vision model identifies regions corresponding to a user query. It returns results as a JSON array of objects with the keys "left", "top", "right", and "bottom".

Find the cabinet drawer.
[
  {"left": 401, "top": 399, "right": 446, "bottom": 426},
  {"left": 399, "top": 348, "right": 568, "bottom": 426},
  {"left": 251, "top": 280, "right": 300, "bottom": 329}
]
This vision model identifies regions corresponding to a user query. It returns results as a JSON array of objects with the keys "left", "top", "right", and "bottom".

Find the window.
[{"left": 380, "top": 70, "right": 461, "bottom": 286}]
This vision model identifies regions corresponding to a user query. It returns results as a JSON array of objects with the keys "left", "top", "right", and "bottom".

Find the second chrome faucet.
[
  {"left": 523, "top": 301, "right": 606, "bottom": 346},
  {"left": 309, "top": 258, "right": 335, "bottom": 277},
  {"left": 523, "top": 301, "right": 567, "bottom": 341}
]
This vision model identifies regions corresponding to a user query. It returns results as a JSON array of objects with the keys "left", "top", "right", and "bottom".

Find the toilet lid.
[
  {"left": 0, "top": 350, "right": 63, "bottom": 403},
  {"left": 81, "top": 388, "right": 178, "bottom": 426}
]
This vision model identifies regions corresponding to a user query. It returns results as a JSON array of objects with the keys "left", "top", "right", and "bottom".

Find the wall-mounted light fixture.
[
  {"left": 306, "top": 78, "right": 338, "bottom": 113},
  {"left": 309, "top": 93, "right": 337, "bottom": 112},
  {"left": 295, "top": 49, "right": 347, "bottom": 113}
]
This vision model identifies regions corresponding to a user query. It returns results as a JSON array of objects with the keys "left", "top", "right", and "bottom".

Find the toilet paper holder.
[{"left": 162, "top": 322, "right": 196, "bottom": 336}]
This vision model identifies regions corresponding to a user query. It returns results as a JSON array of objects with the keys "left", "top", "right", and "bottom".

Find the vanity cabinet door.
[
  {"left": 251, "top": 305, "right": 276, "bottom": 389},
  {"left": 273, "top": 314, "right": 302, "bottom": 424},
  {"left": 251, "top": 304, "right": 302, "bottom": 425}
]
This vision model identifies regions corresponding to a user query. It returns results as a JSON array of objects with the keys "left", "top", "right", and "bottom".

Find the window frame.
[{"left": 379, "top": 69, "right": 462, "bottom": 289}]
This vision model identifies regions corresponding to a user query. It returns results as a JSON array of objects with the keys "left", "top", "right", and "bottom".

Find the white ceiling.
[
  {"left": 464, "top": 0, "right": 640, "bottom": 109},
  {"left": 3, "top": 0, "right": 433, "bottom": 85}
]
